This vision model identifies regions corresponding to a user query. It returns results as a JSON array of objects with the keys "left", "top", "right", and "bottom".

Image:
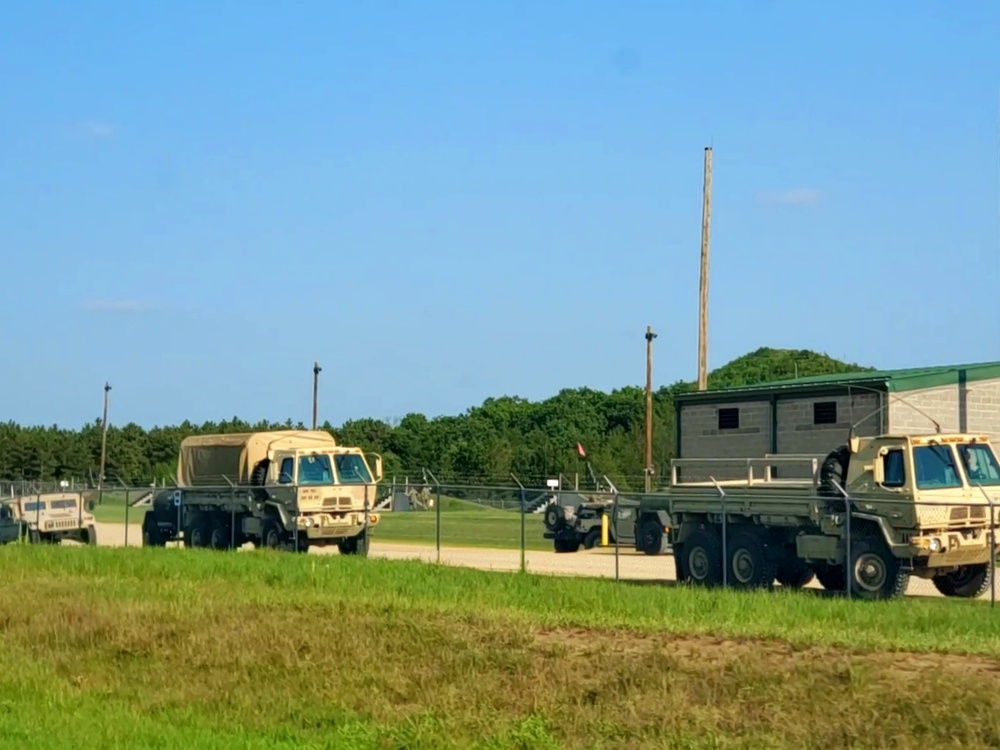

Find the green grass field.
[
  {"left": 2, "top": 544, "right": 1000, "bottom": 748},
  {"left": 373, "top": 499, "right": 552, "bottom": 551}
]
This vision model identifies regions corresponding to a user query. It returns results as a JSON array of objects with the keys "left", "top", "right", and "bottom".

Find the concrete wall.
[
  {"left": 888, "top": 377, "right": 1000, "bottom": 442},
  {"left": 677, "top": 399, "right": 771, "bottom": 481},
  {"left": 775, "top": 392, "right": 881, "bottom": 454}
]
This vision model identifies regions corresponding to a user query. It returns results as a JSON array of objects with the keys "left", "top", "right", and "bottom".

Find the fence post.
[
  {"left": 710, "top": 477, "right": 727, "bottom": 588},
  {"left": 124, "top": 489, "right": 130, "bottom": 548},
  {"left": 511, "top": 473, "right": 526, "bottom": 575},
  {"left": 435, "top": 484, "right": 441, "bottom": 565},
  {"left": 613, "top": 491, "right": 620, "bottom": 582}
]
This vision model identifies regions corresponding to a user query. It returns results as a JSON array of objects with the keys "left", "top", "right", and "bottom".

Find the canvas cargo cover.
[{"left": 176, "top": 430, "right": 338, "bottom": 487}]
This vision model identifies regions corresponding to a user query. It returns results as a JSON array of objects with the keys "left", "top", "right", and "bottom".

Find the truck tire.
[
  {"left": 261, "top": 520, "right": 282, "bottom": 550},
  {"left": 932, "top": 564, "right": 992, "bottom": 598},
  {"left": 583, "top": 527, "right": 602, "bottom": 549},
  {"left": 339, "top": 529, "right": 369, "bottom": 556},
  {"left": 637, "top": 519, "right": 666, "bottom": 556},
  {"left": 85, "top": 525, "right": 98, "bottom": 547},
  {"left": 813, "top": 563, "right": 846, "bottom": 592},
  {"left": 554, "top": 537, "right": 581, "bottom": 553},
  {"left": 544, "top": 504, "right": 565, "bottom": 532},
  {"left": 142, "top": 515, "right": 166, "bottom": 547},
  {"left": 679, "top": 527, "right": 723, "bottom": 587},
  {"left": 726, "top": 528, "right": 776, "bottom": 590},
  {"left": 775, "top": 558, "right": 815, "bottom": 588},
  {"left": 848, "top": 537, "right": 909, "bottom": 601},
  {"left": 207, "top": 516, "right": 230, "bottom": 550}
]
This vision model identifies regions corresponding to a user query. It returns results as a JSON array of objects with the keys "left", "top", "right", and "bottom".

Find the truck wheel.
[
  {"left": 339, "top": 530, "right": 369, "bottom": 556},
  {"left": 681, "top": 528, "right": 723, "bottom": 587},
  {"left": 184, "top": 521, "right": 208, "bottom": 548},
  {"left": 142, "top": 516, "right": 166, "bottom": 547},
  {"left": 583, "top": 528, "right": 602, "bottom": 549},
  {"left": 813, "top": 563, "right": 846, "bottom": 592},
  {"left": 848, "top": 538, "right": 909, "bottom": 601},
  {"left": 554, "top": 537, "right": 581, "bottom": 553},
  {"left": 776, "top": 558, "right": 815, "bottom": 588},
  {"left": 261, "top": 521, "right": 282, "bottom": 550},
  {"left": 637, "top": 519, "right": 665, "bottom": 556},
  {"left": 726, "top": 529, "right": 776, "bottom": 590},
  {"left": 207, "top": 517, "right": 230, "bottom": 550},
  {"left": 544, "top": 505, "right": 565, "bottom": 532},
  {"left": 85, "top": 525, "right": 98, "bottom": 546},
  {"left": 932, "top": 564, "right": 992, "bottom": 598}
]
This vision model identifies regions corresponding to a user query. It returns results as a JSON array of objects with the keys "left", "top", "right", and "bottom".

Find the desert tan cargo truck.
[
  {"left": 635, "top": 432, "right": 1000, "bottom": 601},
  {"left": 141, "top": 430, "right": 383, "bottom": 554}
]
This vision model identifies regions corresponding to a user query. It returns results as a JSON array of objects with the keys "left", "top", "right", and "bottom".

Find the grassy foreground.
[{"left": 3, "top": 546, "right": 1000, "bottom": 749}]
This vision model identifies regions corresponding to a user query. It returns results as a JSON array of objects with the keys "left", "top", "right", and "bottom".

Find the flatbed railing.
[{"left": 670, "top": 456, "right": 820, "bottom": 489}]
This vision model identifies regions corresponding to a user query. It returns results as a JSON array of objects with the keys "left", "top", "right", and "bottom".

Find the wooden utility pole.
[
  {"left": 98, "top": 381, "right": 111, "bottom": 505},
  {"left": 644, "top": 326, "right": 657, "bottom": 492},
  {"left": 697, "top": 146, "right": 712, "bottom": 391},
  {"left": 312, "top": 361, "right": 322, "bottom": 430}
]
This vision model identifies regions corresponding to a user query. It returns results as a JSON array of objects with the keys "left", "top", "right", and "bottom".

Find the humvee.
[
  {"left": 542, "top": 494, "right": 670, "bottom": 555},
  {"left": 6, "top": 492, "right": 98, "bottom": 545}
]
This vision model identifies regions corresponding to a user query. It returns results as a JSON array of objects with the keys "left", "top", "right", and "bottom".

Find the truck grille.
[
  {"left": 950, "top": 506, "right": 988, "bottom": 521},
  {"left": 322, "top": 497, "right": 353, "bottom": 510}
]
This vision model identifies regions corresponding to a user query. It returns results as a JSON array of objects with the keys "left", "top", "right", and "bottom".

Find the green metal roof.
[{"left": 676, "top": 360, "right": 1000, "bottom": 402}]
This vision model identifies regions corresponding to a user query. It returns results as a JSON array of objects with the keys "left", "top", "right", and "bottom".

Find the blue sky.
[{"left": 1, "top": 1, "right": 998, "bottom": 429}]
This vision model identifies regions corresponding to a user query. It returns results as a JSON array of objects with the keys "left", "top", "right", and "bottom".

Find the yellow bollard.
[{"left": 601, "top": 513, "right": 609, "bottom": 547}]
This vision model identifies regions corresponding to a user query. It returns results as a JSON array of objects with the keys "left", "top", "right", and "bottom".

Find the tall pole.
[
  {"left": 98, "top": 381, "right": 110, "bottom": 505},
  {"left": 697, "top": 146, "right": 712, "bottom": 391},
  {"left": 312, "top": 361, "right": 322, "bottom": 429},
  {"left": 644, "top": 326, "right": 657, "bottom": 492}
]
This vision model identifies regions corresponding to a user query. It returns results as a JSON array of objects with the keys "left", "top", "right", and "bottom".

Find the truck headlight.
[{"left": 929, "top": 538, "right": 942, "bottom": 552}]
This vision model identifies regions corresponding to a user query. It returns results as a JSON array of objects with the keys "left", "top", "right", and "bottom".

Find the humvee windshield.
[
  {"left": 23, "top": 501, "right": 45, "bottom": 513},
  {"left": 958, "top": 442, "right": 1000, "bottom": 487},
  {"left": 334, "top": 454, "right": 373, "bottom": 484}
]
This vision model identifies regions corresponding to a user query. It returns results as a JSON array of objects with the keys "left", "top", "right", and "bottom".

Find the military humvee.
[
  {"left": 542, "top": 494, "right": 670, "bottom": 555},
  {"left": 6, "top": 492, "right": 98, "bottom": 545}
]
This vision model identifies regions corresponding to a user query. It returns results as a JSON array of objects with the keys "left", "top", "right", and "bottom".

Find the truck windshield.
[
  {"left": 957, "top": 443, "right": 1000, "bottom": 487},
  {"left": 334, "top": 454, "right": 373, "bottom": 484},
  {"left": 297, "top": 455, "right": 334, "bottom": 485},
  {"left": 913, "top": 445, "right": 963, "bottom": 489}
]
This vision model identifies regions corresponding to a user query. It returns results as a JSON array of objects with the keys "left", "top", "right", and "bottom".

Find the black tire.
[
  {"left": 813, "top": 563, "right": 847, "bottom": 592},
  {"left": 339, "top": 529, "right": 369, "bottom": 556},
  {"left": 775, "top": 558, "right": 815, "bottom": 588},
  {"left": 184, "top": 519, "right": 207, "bottom": 548},
  {"left": 583, "top": 527, "right": 602, "bottom": 549},
  {"left": 544, "top": 504, "right": 565, "bottom": 532},
  {"left": 848, "top": 537, "right": 909, "bottom": 601},
  {"left": 28, "top": 529, "right": 42, "bottom": 545},
  {"left": 818, "top": 445, "right": 850, "bottom": 498},
  {"left": 932, "top": 564, "right": 992, "bottom": 598},
  {"left": 261, "top": 520, "right": 282, "bottom": 550},
  {"left": 554, "top": 537, "right": 581, "bottom": 553},
  {"left": 142, "top": 515, "right": 166, "bottom": 547},
  {"left": 207, "top": 516, "right": 229, "bottom": 550},
  {"left": 637, "top": 518, "right": 665, "bottom": 556},
  {"left": 85, "top": 524, "right": 98, "bottom": 547},
  {"left": 680, "top": 527, "right": 724, "bottom": 587},
  {"left": 726, "top": 528, "right": 776, "bottom": 590}
]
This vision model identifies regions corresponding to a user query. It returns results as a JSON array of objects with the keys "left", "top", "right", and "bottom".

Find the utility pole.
[
  {"left": 697, "top": 146, "right": 712, "bottom": 391},
  {"left": 312, "top": 361, "right": 322, "bottom": 430},
  {"left": 644, "top": 326, "right": 657, "bottom": 492},
  {"left": 98, "top": 381, "right": 111, "bottom": 505}
]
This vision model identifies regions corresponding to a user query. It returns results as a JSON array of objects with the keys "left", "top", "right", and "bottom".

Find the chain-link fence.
[{"left": 4, "top": 475, "right": 999, "bottom": 605}]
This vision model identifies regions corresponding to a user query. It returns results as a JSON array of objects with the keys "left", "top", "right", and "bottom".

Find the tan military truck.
[
  {"left": 637, "top": 432, "right": 1000, "bottom": 600},
  {"left": 141, "top": 430, "right": 383, "bottom": 554},
  {"left": 4, "top": 492, "right": 98, "bottom": 545}
]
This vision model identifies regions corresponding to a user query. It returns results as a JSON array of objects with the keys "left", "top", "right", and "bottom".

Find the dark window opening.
[
  {"left": 882, "top": 449, "right": 905, "bottom": 487},
  {"left": 718, "top": 407, "right": 740, "bottom": 430},
  {"left": 813, "top": 401, "right": 837, "bottom": 425}
]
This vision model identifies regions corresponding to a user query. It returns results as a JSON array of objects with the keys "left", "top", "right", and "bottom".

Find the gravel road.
[{"left": 86, "top": 521, "right": 992, "bottom": 600}]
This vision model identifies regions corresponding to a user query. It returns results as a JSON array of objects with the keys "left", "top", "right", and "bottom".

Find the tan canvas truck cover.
[{"left": 176, "top": 430, "right": 338, "bottom": 487}]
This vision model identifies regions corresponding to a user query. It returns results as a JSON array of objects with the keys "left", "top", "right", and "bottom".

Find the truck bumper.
[{"left": 297, "top": 511, "right": 379, "bottom": 540}]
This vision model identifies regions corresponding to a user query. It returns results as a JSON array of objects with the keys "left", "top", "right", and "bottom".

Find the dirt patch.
[{"left": 534, "top": 625, "right": 1000, "bottom": 682}]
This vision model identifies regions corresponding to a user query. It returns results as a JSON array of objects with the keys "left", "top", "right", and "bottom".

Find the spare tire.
[
  {"left": 544, "top": 503, "right": 566, "bottom": 532},
  {"left": 818, "top": 445, "right": 850, "bottom": 498}
]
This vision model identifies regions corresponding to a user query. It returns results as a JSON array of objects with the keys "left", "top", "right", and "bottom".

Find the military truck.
[
  {"left": 542, "top": 494, "right": 670, "bottom": 555},
  {"left": 2, "top": 492, "right": 98, "bottom": 545},
  {"left": 635, "top": 432, "right": 1000, "bottom": 600},
  {"left": 141, "top": 430, "right": 383, "bottom": 554}
]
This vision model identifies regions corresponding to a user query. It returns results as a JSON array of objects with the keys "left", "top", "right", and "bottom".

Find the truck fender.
[
  {"left": 849, "top": 511, "right": 910, "bottom": 554},
  {"left": 263, "top": 500, "right": 294, "bottom": 531}
]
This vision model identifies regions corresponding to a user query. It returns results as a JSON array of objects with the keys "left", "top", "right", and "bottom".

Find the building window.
[
  {"left": 718, "top": 407, "right": 739, "bottom": 430},
  {"left": 813, "top": 401, "right": 837, "bottom": 425}
]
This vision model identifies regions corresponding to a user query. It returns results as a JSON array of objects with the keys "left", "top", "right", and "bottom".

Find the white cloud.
[
  {"left": 757, "top": 188, "right": 824, "bottom": 206},
  {"left": 79, "top": 121, "right": 114, "bottom": 139}
]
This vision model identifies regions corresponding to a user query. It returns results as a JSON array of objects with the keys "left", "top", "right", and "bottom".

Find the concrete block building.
[{"left": 673, "top": 361, "right": 1000, "bottom": 478}]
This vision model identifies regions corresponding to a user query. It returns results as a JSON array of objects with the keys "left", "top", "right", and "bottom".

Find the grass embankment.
[
  {"left": 374, "top": 497, "right": 551, "bottom": 551},
  {"left": 2, "top": 546, "right": 1000, "bottom": 749}
]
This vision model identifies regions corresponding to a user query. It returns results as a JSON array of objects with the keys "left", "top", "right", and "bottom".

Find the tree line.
[{"left": 0, "top": 348, "right": 869, "bottom": 491}]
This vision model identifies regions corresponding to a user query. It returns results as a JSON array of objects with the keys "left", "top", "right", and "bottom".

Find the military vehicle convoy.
[
  {"left": 141, "top": 430, "right": 383, "bottom": 554},
  {"left": 0, "top": 492, "right": 98, "bottom": 545},
  {"left": 543, "top": 494, "right": 670, "bottom": 555},
  {"left": 633, "top": 432, "right": 1000, "bottom": 600}
]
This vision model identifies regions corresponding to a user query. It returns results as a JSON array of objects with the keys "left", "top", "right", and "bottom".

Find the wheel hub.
[
  {"left": 854, "top": 553, "right": 887, "bottom": 591},
  {"left": 689, "top": 548, "right": 709, "bottom": 580},
  {"left": 732, "top": 548, "right": 755, "bottom": 583}
]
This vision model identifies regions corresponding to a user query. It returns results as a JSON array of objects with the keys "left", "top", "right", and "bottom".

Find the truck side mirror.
[
  {"left": 871, "top": 450, "right": 886, "bottom": 484},
  {"left": 85, "top": 499, "right": 95, "bottom": 512},
  {"left": 373, "top": 454, "right": 383, "bottom": 482}
]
